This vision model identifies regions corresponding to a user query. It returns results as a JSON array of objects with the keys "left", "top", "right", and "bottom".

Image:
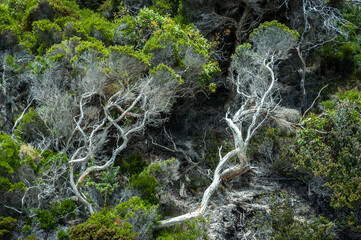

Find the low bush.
[
  {"left": 129, "top": 170, "right": 159, "bottom": 205},
  {"left": 155, "top": 217, "right": 208, "bottom": 240},
  {"left": 129, "top": 158, "right": 180, "bottom": 204},
  {"left": 0, "top": 216, "right": 17, "bottom": 239},
  {"left": 70, "top": 196, "right": 159, "bottom": 240}
]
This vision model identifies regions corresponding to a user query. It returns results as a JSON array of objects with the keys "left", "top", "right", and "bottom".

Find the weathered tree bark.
[{"left": 297, "top": 46, "right": 307, "bottom": 112}]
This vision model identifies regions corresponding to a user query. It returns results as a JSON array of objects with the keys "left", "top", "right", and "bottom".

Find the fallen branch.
[{"left": 156, "top": 147, "right": 255, "bottom": 228}]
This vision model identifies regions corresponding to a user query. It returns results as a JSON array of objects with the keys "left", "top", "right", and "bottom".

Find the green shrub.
[
  {"left": 145, "top": 0, "right": 177, "bottom": 16},
  {"left": 32, "top": 19, "right": 62, "bottom": 53},
  {"left": 278, "top": 90, "right": 361, "bottom": 231},
  {"left": 114, "top": 7, "right": 219, "bottom": 85},
  {"left": 130, "top": 170, "right": 159, "bottom": 204},
  {"left": 71, "top": 12, "right": 114, "bottom": 44},
  {"left": 113, "top": 15, "right": 137, "bottom": 46},
  {"left": 0, "top": 133, "right": 26, "bottom": 192},
  {"left": 70, "top": 196, "right": 159, "bottom": 240},
  {"left": 115, "top": 196, "right": 160, "bottom": 240},
  {"left": 127, "top": 158, "right": 180, "bottom": 204},
  {"left": 70, "top": 212, "right": 136, "bottom": 240},
  {"left": 39, "top": 149, "right": 68, "bottom": 172},
  {"left": 270, "top": 199, "right": 335, "bottom": 240},
  {"left": 18, "top": 235, "right": 36, "bottom": 240},
  {"left": 0, "top": 216, "right": 17, "bottom": 239},
  {"left": 250, "top": 192, "right": 335, "bottom": 240},
  {"left": 36, "top": 209, "right": 58, "bottom": 230},
  {"left": 36, "top": 199, "right": 77, "bottom": 230},
  {"left": 108, "top": 0, "right": 182, "bottom": 17}
]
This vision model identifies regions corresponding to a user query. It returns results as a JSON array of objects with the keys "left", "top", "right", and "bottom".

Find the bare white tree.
[
  {"left": 68, "top": 70, "right": 182, "bottom": 213},
  {"left": 293, "top": 0, "right": 350, "bottom": 109},
  {"left": 157, "top": 21, "right": 299, "bottom": 228}
]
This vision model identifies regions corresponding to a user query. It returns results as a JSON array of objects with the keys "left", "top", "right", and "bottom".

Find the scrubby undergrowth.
[{"left": 1, "top": 0, "right": 361, "bottom": 239}]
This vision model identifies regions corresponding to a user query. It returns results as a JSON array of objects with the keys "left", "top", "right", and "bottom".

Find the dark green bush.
[
  {"left": 0, "top": 28, "right": 19, "bottom": 50},
  {"left": 31, "top": 19, "right": 62, "bottom": 54},
  {"left": 76, "top": 0, "right": 105, "bottom": 10},
  {"left": 36, "top": 199, "right": 77, "bottom": 230},
  {"left": 36, "top": 209, "right": 58, "bottom": 230},
  {"left": 117, "top": 152, "right": 148, "bottom": 176}
]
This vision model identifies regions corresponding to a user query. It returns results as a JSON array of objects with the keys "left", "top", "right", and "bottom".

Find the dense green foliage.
[
  {"left": 0, "top": 133, "right": 25, "bottom": 192},
  {"left": 130, "top": 167, "right": 160, "bottom": 205},
  {"left": 0, "top": 133, "right": 42, "bottom": 192},
  {"left": 278, "top": 91, "right": 361, "bottom": 231},
  {"left": 84, "top": 164, "right": 121, "bottom": 207},
  {"left": 1, "top": 0, "right": 218, "bottom": 88},
  {"left": 70, "top": 208, "right": 136, "bottom": 240}
]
